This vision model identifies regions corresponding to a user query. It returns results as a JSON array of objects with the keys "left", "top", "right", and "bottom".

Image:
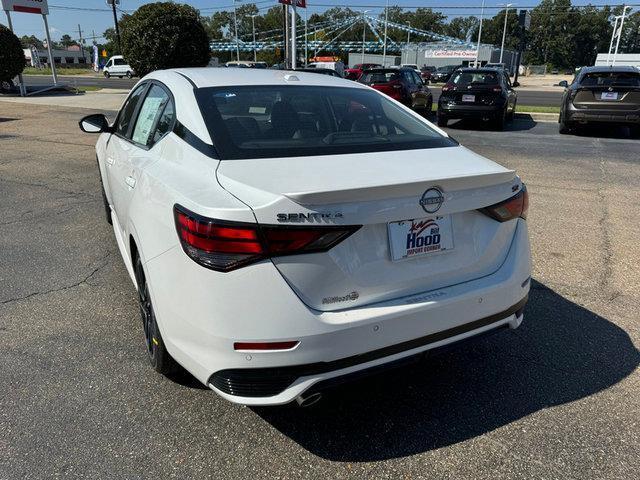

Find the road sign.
[
  {"left": 1, "top": 0, "right": 49, "bottom": 15},
  {"left": 278, "top": 0, "right": 306, "bottom": 8}
]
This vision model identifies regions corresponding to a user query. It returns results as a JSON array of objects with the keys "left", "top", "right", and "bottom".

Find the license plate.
[
  {"left": 462, "top": 94, "right": 475, "bottom": 102},
  {"left": 388, "top": 215, "right": 454, "bottom": 261},
  {"left": 601, "top": 92, "right": 618, "bottom": 100}
]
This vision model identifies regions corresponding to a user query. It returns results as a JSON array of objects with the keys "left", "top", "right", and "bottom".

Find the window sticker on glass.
[{"left": 132, "top": 97, "right": 165, "bottom": 145}]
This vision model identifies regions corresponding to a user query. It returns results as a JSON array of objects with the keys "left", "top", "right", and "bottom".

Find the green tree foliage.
[
  {"left": 59, "top": 34, "right": 78, "bottom": 48},
  {"left": 20, "top": 34, "right": 44, "bottom": 49},
  {"left": 0, "top": 24, "right": 25, "bottom": 82},
  {"left": 120, "top": 2, "right": 210, "bottom": 76}
]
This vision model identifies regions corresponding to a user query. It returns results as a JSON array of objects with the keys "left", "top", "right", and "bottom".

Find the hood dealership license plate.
[{"left": 388, "top": 215, "right": 454, "bottom": 261}]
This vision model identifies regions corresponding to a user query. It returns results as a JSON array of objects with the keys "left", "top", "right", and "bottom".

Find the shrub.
[
  {"left": 0, "top": 24, "right": 26, "bottom": 82},
  {"left": 120, "top": 2, "right": 210, "bottom": 77}
]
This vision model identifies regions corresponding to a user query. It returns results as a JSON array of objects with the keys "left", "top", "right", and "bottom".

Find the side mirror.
[
  {"left": 558, "top": 80, "right": 569, "bottom": 88},
  {"left": 79, "top": 114, "right": 111, "bottom": 133}
]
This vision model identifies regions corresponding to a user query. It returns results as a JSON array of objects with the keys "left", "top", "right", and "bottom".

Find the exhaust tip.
[{"left": 295, "top": 392, "right": 322, "bottom": 408}]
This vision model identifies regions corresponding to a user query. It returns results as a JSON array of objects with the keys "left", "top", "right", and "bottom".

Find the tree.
[
  {"left": 20, "top": 34, "right": 44, "bottom": 49},
  {"left": 526, "top": 0, "right": 574, "bottom": 68},
  {"left": 59, "top": 34, "right": 78, "bottom": 48},
  {"left": 119, "top": 2, "right": 210, "bottom": 76},
  {"left": 0, "top": 24, "right": 25, "bottom": 82},
  {"left": 444, "top": 16, "right": 479, "bottom": 42}
]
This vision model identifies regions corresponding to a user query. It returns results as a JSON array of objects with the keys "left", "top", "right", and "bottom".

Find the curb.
[{"left": 515, "top": 112, "right": 558, "bottom": 123}]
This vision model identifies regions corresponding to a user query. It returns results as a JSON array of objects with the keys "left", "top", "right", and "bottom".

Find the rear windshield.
[
  {"left": 450, "top": 71, "right": 499, "bottom": 86},
  {"left": 359, "top": 71, "right": 401, "bottom": 84},
  {"left": 580, "top": 72, "right": 640, "bottom": 87},
  {"left": 195, "top": 85, "right": 456, "bottom": 160}
]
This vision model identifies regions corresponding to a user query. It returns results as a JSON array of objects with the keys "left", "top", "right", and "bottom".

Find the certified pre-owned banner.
[
  {"left": 1, "top": 0, "right": 49, "bottom": 15},
  {"left": 425, "top": 50, "right": 477, "bottom": 59}
]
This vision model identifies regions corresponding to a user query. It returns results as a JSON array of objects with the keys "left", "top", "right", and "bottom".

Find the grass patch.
[
  {"left": 517, "top": 105, "right": 560, "bottom": 114},
  {"left": 23, "top": 67, "right": 96, "bottom": 76}
]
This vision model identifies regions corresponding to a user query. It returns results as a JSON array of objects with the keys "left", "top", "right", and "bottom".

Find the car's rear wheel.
[
  {"left": 559, "top": 113, "right": 573, "bottom": 135},
  {"left": 507, "top": 101, "right": 516, "bottom": 120},
  {"left": 134, "top": 254, "right": 178, "bottom": 375},
  {"left": 104, "top": 71, "right": 110, "bottom": 78},
  {"left": 494, "top": 108, "right": 507, "bottom": 130},
  {"left": 1, "top": 79, "right": 15, "bottom": 93},
  {"left": 126, "top": 71, "right": 132, "bottom": 79},
  {"left": 437, "top": 113, "right": 447, "bottom": 127}
]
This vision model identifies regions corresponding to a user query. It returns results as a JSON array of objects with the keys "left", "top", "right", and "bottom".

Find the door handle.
[
  {"left": 125, "top": 176, "right": 136, "bottom": 189},
  {"left": 106, "top": 156, "right": 114, "bottom": 165}
]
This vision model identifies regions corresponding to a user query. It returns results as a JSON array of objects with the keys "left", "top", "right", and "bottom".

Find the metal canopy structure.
[{"left": 209, "top": 13, "right": 478, "bottom": 55}]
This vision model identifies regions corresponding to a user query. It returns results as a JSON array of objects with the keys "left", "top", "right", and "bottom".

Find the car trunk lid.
[{"left": 216, "top": 146, "right": 520, "bottom": 311}]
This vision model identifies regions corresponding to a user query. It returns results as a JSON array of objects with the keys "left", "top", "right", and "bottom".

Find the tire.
[
  {"left": 133, "top": 254, "right": 178, "bottom": 375},
  {"left": 437, "top": 113, "right": 447, "bottom": 127},
  {"left": 126, "top": 71, "right": 132, "bottom": 79},
  {"left": 104, "top": 71, "right": 110, "bottom": 78},
  {"left": 507, "top": 101, "right": 516, "bottom": 121},
  {"left": 494, "top": 108, "right": 507, "bottom": 131},
  {"left": 426, "top": 99, "right": 433, "bottom": 116},
  {"left": 558, "top": 113, "right": 573, "bottom": 135}
]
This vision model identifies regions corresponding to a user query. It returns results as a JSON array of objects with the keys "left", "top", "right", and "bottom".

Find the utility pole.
[
  {"left": 613, "top": 5, "right": 631, "bottom": 66},
  {"left": 475, "top": 0, "right": 486, "bottom": 68},
  {"left": 361, "top": 11, "right": 367, "bottom": 64},
  {"left": 607, "top": 16, "right": 620, "bottom": 65},
  {"left": 109, "top": 0, "right": 121, "bottom": 55},
  {"left": 251, "top": 14, "right": 257, "bottom": 62},
  {"left": 291, "top": 2, "right": 297, "bottom": 69},
  {"left": 406, "top": 22, "right": 410, "bottom": 64},
  {"left": 78, "top": 24, "right": 86, "bottom": 63},
  {"left": 233, "top": 0, "right": 240, "bottom": 61},
  {"left": 382, "top": 0, "right": 389, "bottom": 66},
  {"left": 499, "top": 4, "right": 513, "bottom": 64}
]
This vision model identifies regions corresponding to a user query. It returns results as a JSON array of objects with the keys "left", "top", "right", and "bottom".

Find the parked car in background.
[
  {"left": 307, "top": 61, "right": 345, "bottom": 77},
  {"left": 401, "top": 64, "right": 421, "bottom": 74},
  {"left": 431, "top": 65, "right": 460, "bottom": 83},
  {"left": 103, "top": 55, "right": 134, "bottom": 79},
  {"left": 420, "top": 65, "right": 436, "bottom": 82},
  {"left": 295, "top": 68, "right": 342, "bottom": 78},
  {"left": 558, "top": 66, "right": 640, "bottom": 136},
  {"left": 226, "top": 61, "right": 267, "bottom": 68},
  {"left": 344, "top": 63, "right": 381, "bottom": 80},
  {"left": 359, "top": 67, "right": 433, "bottom": 113},
  {"left": 437, "top": 67, "right": 517, "bottom": 130},
  {"left": 78, "top": 67, "right": 530, "bottom": 407}
]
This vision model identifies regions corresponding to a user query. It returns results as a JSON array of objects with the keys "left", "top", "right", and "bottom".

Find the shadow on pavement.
[
  {"left": 571, "top": 124, "right": 639, "bottom": 140},
  {"left": 254, "top": 280, "right": 639, "bottom": 462},
  {"left": 445, "top": 117, "right": 537, "bottom": 132}
]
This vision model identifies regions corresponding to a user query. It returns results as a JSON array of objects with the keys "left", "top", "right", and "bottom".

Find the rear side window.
[
  {"left": 113, "top": 58, "right": 126, "bottom": 66},
  {"left": 131, "top": 85, "right": 172, "bottom": 147},
  {"left": 115, "top": 84, "right": 147, "bottom": 137},
  {"left": 580, "top": 72, "right": 640, "bottom": 87}
]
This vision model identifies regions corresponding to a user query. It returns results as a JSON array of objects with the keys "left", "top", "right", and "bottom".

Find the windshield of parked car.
[
  {"left": 580, "top": 72, "right": 640, "bottom": 87},
  {"left": 450, "top": 71, "right": 499, "bottom": 86},
  {"left": 359, "top": 70, "right": 401, "bottom": 84},
  {"left": 195, "top": 85, "right": 456, "bottom": 160},
  {"left": 437, "top": 66, "right": 456, "bottom": 73}
]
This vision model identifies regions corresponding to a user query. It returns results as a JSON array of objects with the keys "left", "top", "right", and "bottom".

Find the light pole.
[
  {"left": 499, "top": 4, "right": 513, "bottom": 64},
  {"left": 475, "top": 0, "right": 486, "bottom": 68},
  {"left": 406, "top": 22, "right": 411, "bottom": 64},
  {"left": 233, "top": 0, "right": 241, "bottom": 61},
  {"left": 251, "top": 14, "right": 257, "bottom": 62},
  {"left": 607, "top": 16, "right": 620, "bottom": 65},
  {"left": 304, "top": 8, "right": 308, "bottom": 66},
  {"left": 291, "top": 2, "right": 297, "bottom": 69},
  {"left": 361, "top": 10, "right": 371, "bottom": 64},
  {"left": 382, "top": 0, "right": 389, "bottom": 66},
  {"left": 613, "top": 5, "right": 632, "bottom": 66}
]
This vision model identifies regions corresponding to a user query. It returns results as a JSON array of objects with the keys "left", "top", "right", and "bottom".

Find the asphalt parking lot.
[{"left": 1, "top": 102, "right": 638, "bottom": 479}]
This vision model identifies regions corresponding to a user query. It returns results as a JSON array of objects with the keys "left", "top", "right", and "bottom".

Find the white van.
[
  {"left": 103, "top": 55, "right": 134, "bottom": 78},
  {"left": 307, "top": 61, "right": 345, "bottom": 77}
]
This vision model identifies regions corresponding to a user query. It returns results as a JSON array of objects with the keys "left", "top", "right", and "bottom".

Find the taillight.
[
  {"left": 174, "top": 205, "right": 361, "bottom": 272},
  {"left": 442, "top": 83, "right": 455, "bottom": 92},
  {"left": 479, "top": 185, "right": 528, "bottom": 222}
]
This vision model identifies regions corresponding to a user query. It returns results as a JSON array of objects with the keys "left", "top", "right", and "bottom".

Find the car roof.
[
  {"left": 158, "top": 67, "right": 365, "bottom": 89},
  {"left": 456, "top": 68, "right": 499, "bottom": 73},
  {"left": 579, "top": 65, "right": 639, "bottom": 74}
]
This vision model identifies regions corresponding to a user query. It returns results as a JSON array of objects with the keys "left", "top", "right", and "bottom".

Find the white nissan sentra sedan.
[{"left": 79, "top": 68, "right": 531, "bottom": 406}]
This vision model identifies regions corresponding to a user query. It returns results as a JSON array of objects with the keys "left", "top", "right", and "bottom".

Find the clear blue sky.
[{"left": 3, "top": 0, "right": 632, "bottom": 43}]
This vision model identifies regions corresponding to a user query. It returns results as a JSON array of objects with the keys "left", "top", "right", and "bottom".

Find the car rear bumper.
[
  {"left": 439, "top": 103, "right": 504, "bottom": 119},
  {"left": 566, "top": 107, "right": 640, "bottom": 125},
  {"left": 145, "top": 219, "right": 531, "bottom": 406}
]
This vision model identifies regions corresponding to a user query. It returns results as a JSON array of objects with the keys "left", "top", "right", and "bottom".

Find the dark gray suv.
[{"left": 558, "top": 66, "right": 640, "bottom": 136}]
